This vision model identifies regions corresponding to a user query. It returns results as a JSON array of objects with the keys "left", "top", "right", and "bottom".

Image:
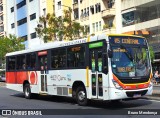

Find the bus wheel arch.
[{"left": 72, "top": 81, "right": 87, "bottom": 106}]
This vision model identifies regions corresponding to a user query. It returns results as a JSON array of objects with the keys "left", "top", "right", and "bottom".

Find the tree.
[
  {"left": 35, "top": 9, "right": 88, "bottom": 42},
  {"left": 149, "top": 46, "right": 155, "bottom": 63},
  {"left": 0, "top": 34, "right": 25, "bottom": 69}
]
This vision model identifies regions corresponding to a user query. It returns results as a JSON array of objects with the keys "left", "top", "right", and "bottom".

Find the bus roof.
[
  {"left": 6, "top": 33, "right": 145, "bottom": 56},
  {"left": 107, "top": 34, "right": 145, "bottom": 38}
]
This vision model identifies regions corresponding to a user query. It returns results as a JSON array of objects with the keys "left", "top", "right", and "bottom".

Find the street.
[{"left": 0, "top": 85, "right": 160, "bottom": 118}]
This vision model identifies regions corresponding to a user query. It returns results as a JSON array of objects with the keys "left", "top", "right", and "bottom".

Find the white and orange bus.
[{"left": 6, "top": 34, "right": 153, "bottom": 105}]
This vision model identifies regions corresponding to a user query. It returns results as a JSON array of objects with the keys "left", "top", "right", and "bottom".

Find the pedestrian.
[{"left": 154, "top": 71, "right": 160, "bottom": 85}]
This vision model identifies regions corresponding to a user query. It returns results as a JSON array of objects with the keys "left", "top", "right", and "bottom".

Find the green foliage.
[
  {"left": 35, "top": 9, "right": 88, "bottom": 42},
  {"left": 0, "top": 35, "right": 25, "bottom": 69},
  {"left": 149, "top": 46, "right": 155, "bottom": 63}
]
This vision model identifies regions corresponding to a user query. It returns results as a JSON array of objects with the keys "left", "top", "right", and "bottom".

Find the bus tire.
[
  {"left": 76, "top": 86, "right": 87, "bottom": 106},
  {"left": 24, "top": 84, "right": 32, "bottom": 99}
]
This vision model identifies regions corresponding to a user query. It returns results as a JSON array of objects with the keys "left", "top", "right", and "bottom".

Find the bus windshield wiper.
[{"left": 120, "top": 45, "right": 133, "bottom": 61}]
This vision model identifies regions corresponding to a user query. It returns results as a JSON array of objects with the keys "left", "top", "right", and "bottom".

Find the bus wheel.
[
  {"left": 24, "top": 84, "right": 32, "bottom": 99},
  {"left": 76, "top": 87, "right": 87, "bottom": 106}
]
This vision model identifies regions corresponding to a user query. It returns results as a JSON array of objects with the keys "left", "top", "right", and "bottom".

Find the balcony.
[
  {"left": 73, "top": 3, "right": 78, "bottom": 10},
  {"left": 122, "top": 0, "right": 158, "bottom": 10},
  {"left": 101, "top": 8, "right": 115, "bottom": 19},
  {"left": 102, "top": 28, "right": 116, "bottom": 34}
]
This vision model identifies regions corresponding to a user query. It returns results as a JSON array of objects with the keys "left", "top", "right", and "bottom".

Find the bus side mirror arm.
[{"left": 108, "top": 49, "right": 113, "bottom": 58}]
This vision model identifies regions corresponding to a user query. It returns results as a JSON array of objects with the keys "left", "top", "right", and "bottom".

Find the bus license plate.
[{"left": 133, "top": 94, "right": 141, "bottom": 98}]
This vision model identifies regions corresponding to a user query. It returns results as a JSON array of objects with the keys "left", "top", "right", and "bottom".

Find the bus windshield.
[{"left": 109, "top": 36, "right": 151, "bottom": 78}]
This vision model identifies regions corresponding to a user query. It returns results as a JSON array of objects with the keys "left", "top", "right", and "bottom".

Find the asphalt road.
[{"left": 0, "top": 86, "right": 160, "bottom": 118}]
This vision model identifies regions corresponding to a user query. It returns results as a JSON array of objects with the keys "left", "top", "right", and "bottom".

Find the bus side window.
[
  {"left": 67, "top": 46, "right": 85, "bottom": 68},
  {"left": 26, "top": 53, "right": 36, "bottom": 70},
  {"left": 51, "top": 48, "right": 66, "bottom": 69},
  {"left": 103, "top": 53, "right": 108, "bottom": 74},
  {"left": 8, "top": 57, "right": 16, "bottom": 71}
]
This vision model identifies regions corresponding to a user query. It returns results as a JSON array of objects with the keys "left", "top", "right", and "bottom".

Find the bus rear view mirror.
[{"left": 108, "top": 49, "right": 113, "bottom": 58}]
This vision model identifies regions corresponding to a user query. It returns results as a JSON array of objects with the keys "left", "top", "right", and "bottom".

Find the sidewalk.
[
  {"left": 0, "top": 82, "right": 5, "bottom": 87},
  {"left": 143, "top": 84, "right": 160, "bottom": 100}
]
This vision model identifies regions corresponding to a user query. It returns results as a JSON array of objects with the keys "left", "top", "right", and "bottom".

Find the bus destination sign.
[{"left": 109, "top": 36, "right": 146, "bottom": 45}]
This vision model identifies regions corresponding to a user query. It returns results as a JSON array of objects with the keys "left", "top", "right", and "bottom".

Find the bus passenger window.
[
  {"left": 8, "top": 57, "right": 16, "bottom": 70},
  {"left": 16, "top": 55, "right": 26, "bottom": 70},
  {"left": 51, "top": 48, "right": 66, "bottom": 69},
  {"left": 26, "top": 53, "right": 36, "bottom": 70},
  {"left": 67, "top": 46, "right": 85, "bottom": 68}
]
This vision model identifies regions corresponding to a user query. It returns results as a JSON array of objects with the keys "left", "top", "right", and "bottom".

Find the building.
[
  {"left": 6, "top": 0, "right": 54, "bottom": 49},
  {"left": 0, "top": 0, "right": 7, "bottom": 36},
  {"left": 55, "top": 0, "right": 72, "bottom": 17},
  {"left": 72, "top": 0, "right": 117, "bottom": 35},
  {"left": 120, "top": 0, "right": 160, "bottom": 70}
]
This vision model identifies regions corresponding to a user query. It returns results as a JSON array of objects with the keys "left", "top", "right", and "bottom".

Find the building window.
[
  {"left": 43, "top": 8, "right": 46, "bottom": 16},
  {"left": 0, "top": 15, "right": 3, "bottom": 22},
  {"left": 17, "top": 17, "right": 27, "bottom": 26},
  {"left": 81, "top": 9, "right": 83, "bottom": 18},
  {"left": 87, "top": 7, "right": 89, "bottom": 16},
  {"left": 29, "top": 0, "right": 33, "bottom": 2},
  {"left": 92, "top": 23, "right": 95, "bottom": 33},
  {"left": 21, "top": 35, "right": 27, "bottom": 41},
  {"left": 90, "top": 6, "right": 94, "bottom": 14},
  {"left": 74, "top": 9, "right": 79, "bottom": 19},
  {"left": 95, "top": 3, "right": 101, "bottom": 13},
  {"left": 108, "top": 0, "right": 113, "bottom": 8},
  {"left": 96, "top": 22, "right": 98, "bottom": 32},
  {"left": 84, "top": 8, "right": 87, "bottom": 17},
  {"left": 11, "top": 7, "right": 14, "bottom": 12},
  {"left": 17, "top": 0, "right": 26, "bottom": 9},
  {"left": 30, "top": 32, "right": 36, "bottom": 39},
  {"left": 99, "top": 21, "right": 101, "bottom": 31},
  {"left": 0, "top": 25, "right": 4, "bottom": 32},
  {"left": 30, "top": 13, "right": 36, "bottom": 20},
  {"left": 108, "top": 18, "right": 113, "bottom": 27},
  {"left": 11, "top": 23, "right": 15, "bottom": 28},
  {"left": 73, "top": 0, "right": 78, "bottom": 4},
  {"left": 58, "top": 1, "right": 61, "bottom": 10},
  {"left": 0, "top": 5, "right": 3, "bottom": 12}
]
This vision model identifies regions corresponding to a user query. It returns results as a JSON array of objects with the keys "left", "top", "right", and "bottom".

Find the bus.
[{"left": 6, "top": 34, "right": 153, "bottom": 106}]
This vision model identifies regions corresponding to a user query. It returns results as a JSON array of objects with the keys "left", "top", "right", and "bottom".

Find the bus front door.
[
  {"left": 39, "top": 56, "right": 48, "bottom": 93},
  {"left": 90, "top": 49, "right": 103, "bottom": 99}
]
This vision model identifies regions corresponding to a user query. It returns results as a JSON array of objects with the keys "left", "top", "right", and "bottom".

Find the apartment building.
[
  {"left": 121, "top": 0, "right": 160, "bottom": 70},
  {"left": 55, "top": 0, "right": 72, "bottom": 17},
  {"left": 6, "top": 0, "right": 54, "bottom": 49},
  {"left": 72, "top": 0, "right": 116, "bottom": 35},
  {"left": 0, "top": 0, "right": 7, "bottom": 36}
]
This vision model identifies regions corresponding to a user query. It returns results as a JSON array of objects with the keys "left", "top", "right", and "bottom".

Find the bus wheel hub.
[{"left": 78, "top": 91, "right": 85, "bottom": 101}]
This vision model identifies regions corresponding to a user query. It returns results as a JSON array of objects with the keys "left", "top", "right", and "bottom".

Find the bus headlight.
[{"left": 112, "top": 80, "right": 123, "bottom": 90}]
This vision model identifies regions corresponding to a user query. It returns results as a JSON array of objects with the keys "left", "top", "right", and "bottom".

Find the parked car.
[{"left": 0, "top": 69, "right": 5, "bottom": 82}]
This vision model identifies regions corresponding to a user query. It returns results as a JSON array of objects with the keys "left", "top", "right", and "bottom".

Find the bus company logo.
[
  {"left": 28, "top": 71, "right": 38, "bottom": 85},
  {"left": 2, "top": 110, "right": 11, "bottom": 115},
  {"left": 51, "top": 75, "right": 66, "bottom": 81}
]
